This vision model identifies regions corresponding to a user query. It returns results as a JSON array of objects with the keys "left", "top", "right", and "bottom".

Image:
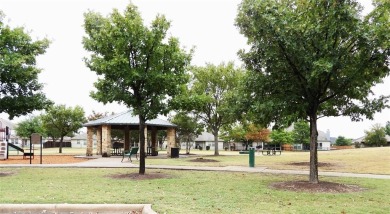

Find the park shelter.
[{"left": 83, "top": 110, "right": 176, "bottom": 157}]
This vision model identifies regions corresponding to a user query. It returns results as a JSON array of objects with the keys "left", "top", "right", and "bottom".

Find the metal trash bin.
[
  {"left": 171, "top": 147, "right": 179, "bottom": 158},
  {"left": 249, "top": 147, "right": 255, "bottom": 167}
]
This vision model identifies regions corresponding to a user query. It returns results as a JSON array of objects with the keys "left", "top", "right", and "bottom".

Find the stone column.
[
  {"left": 151, "top": 127, "right": 157, "bottom": 155},
  {"left": 96, "top": 126, "right": 102, "bottom": 155},
  {"left": 144, "top": 126, "right": 148, "bottom": 155},
  {"left": 124, "top": 126, "right": 130, "bottom": 151},
  {"left": 101, "top": 125, "right": 111, "bottom": 157},
  {"left": 86, "top": 127, "right": 94, "bottom": 156},
  {"left": 166, "top": 127, "right": 175, "bottom": 157}
]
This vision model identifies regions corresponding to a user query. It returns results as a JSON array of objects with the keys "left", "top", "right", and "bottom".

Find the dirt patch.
[
  {"left": 0, "top": 171, "right": 15, "bottom": 177},
  {"left": 270, "top": 181, "right": 366, "bottom": 193},
  {"left": 289, "top": 162, "right": 335, "bottom": 167},
  {"left": 108, "top": 172, "right": 172, "bottom": 180},
  {"left": 0, "top": 155, "right": 89, "bottom": 164},
  {"left": 189, "top": 157, "right": 219, "bottom": 162}
]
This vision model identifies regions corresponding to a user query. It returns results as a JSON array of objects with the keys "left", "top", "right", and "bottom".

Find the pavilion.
[{"left": 83, "top": 110, "right": 177, "bottom": 157}]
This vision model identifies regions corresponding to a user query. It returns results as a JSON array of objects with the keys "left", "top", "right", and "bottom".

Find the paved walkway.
[{"left": 1, "top": 156, "right": 389, "bottom": 179}]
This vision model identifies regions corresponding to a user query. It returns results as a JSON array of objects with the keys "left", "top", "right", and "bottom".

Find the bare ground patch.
[
  {"left": 0, "top": 155, "right": 89, "bottom": 164},
  {"left": 270, "top": 181, "right": 366, "bottom": 193},
  {"left": 189, "top": 157, "right": 219, "bottom": 162},
  {"left": 0, "top": 171, "right": 15, "bottom": 177},
  {"left": 289, "top": 162, "right": 336, "bottom": 167},
  {"left": 107, "top": 172, "right": 172, "bottom": 180}
]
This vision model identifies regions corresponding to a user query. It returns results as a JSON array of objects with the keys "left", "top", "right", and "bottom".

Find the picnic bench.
[
  {"left": 121, "top": 147, "right": 139, "bottom": 162},
  {"left": 261, "top": 149, "right": 282, "bottom": 156}
]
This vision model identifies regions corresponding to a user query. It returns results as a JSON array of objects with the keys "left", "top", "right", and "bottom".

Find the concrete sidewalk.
[{"left": 1, "top": 156, "right": 389, "bottom": 180}]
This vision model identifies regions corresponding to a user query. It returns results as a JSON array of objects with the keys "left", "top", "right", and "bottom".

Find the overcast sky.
[{"left": 1, "top": 0, "right": 388, "bottom": 139}]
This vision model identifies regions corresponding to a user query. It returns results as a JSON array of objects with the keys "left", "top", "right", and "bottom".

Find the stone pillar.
[
  {"left": 96, "top": 126, "right": 102, "bottom": 155},
  {"left": 151, "top": 127, "right": 157, "bottom": 155},
  {"left": 124, "top": 126, "right": 130, "bottom": 151},
  {"left": 166, "top": 127, "right": 175, "bottom": 157},
  {"left": 86, "top": 127, "right": 94, "bottom": 156},
  {"left": 101, "top": 125, "right": 111, "bottom": 157},
  {"left": 144, "top": 126, "right": 148, "bottom": 155}
]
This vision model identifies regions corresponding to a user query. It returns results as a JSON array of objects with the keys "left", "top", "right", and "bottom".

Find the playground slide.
[{"left": 8, "top": 143, "right": 24, "bottom": 153}]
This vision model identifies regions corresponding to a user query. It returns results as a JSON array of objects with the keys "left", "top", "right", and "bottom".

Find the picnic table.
[{"left": 261, "top": 149, "right": 282, "bottom": 156}]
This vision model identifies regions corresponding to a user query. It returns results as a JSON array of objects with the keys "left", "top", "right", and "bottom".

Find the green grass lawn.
[
  {"left": 8, "top": 147, "right": 389, "bottom": 174},
  {"left": 0, "top": 168, "right": 389, "bottom": 213},
  {"left": 145, "top": 147, "right": 390, "bottom": 175}
]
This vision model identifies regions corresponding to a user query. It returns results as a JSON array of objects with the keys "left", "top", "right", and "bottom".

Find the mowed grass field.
[
  {"left": 7, "top": 147, "right": 390, "bottom": 174},
  {"left": 2, "top": 147, "right": 389, "bottom": 213},
  {"left": 1, "top": 168, "right": 389, "bottom": 214},
  {"left": 145, "top": 147, "right": 390, "bottom": 175}
]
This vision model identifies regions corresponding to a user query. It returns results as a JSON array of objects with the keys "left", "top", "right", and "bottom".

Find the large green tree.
[
  {"left": 41, "top": 105, "right": 86, "bottom": 153},
  {"left": 335, "top": 136, "right": 352, "bottom": 146},
  {"left": 15, "top": 116, "right": 46, "bottom": 145},
  {"left": 170, "top": 112, "right": 203, "bottom": 154},
  {"left": 385, "top": 121, "right": 390, "bottom": 136},
  {"left": 187, "top": 62, "right": 243, "bottom": 155},
  {"left": 236, "top": 0, "right": 390, "bottom": 183},
  {"left": 291, "top": 120, "right": 310, "bottom": 146},
  {"left": 0, "top": 12, "right": 52, "bottom": 119},
  {"left": 364, "top": 124, "right": 387, "bottom": 147},
  {"left": 83, "top": 4, "right": 191, "bottom": 174}
]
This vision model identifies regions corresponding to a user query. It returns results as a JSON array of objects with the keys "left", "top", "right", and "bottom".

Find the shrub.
[{"left": 335, "top": 136, "right": 352, "bottom": 146}]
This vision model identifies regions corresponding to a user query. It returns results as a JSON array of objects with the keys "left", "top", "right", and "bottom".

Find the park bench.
[
  {"left": 261, "top": 149, "right": 282, "bottom": 156},
  {"left": 23, "top": 152, "right": 34, "bottom": 159},
  {"left": 121, "top": 147, "right": 139, "bottom": 162}
]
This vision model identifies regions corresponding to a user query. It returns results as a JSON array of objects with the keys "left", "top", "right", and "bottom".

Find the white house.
[
  {"left": 71, "top": 133, "right": 97, "bottom": 148},
  {"left": 192, "top": 132, "right": 225, "bottom": 151},
  {"left": 293, "top": 130, "right": 331, "bottom": 151},
  {"left": 353, "top": 135, "right": 390, "bottom": 147}
]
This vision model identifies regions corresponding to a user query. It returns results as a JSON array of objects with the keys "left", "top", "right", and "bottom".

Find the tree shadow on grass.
[{"left": 270, "top": 181, "right": 366, "bottom": 193}]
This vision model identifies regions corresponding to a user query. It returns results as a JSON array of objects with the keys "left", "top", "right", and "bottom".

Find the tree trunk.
[
  {"left": 59, "top": 136, "right": 63, "bottom": 154},
  {"left": 213, "top": 128, "right": 219, "bottom": 156},
  {"left": 139, "top": 115, "right": 146, "bottom": 175},
  {"left": 187, "top": 136, "right": 192, "bottom": 154},
  {"left": 309, "top": 115, "right": 319, "bottom": 183}
]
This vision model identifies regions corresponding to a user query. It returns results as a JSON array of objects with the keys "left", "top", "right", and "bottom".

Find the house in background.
[
  {"left": 293, "top": 129, "right": 331, "bottom": 151},
  {"left": 192, "top": 132, "right": 225, "bottom": 151},
  {"left": 353, "top": 135, "right": 390, "bottom": 147},
  {"left": 71, "top": 133, "right": 97, "bottom": 148}
]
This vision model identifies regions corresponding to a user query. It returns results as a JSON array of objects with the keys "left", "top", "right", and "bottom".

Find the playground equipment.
[
  {"left": 0, "top": 122, "right": 9, "bottom": 160},
  {"left": 0, "top": 120, "right": 42, "bottom": 163}
]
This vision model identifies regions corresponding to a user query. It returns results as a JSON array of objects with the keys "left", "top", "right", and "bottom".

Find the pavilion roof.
[{"left": 83, "top": 110, "right": 176, "bottom": 128}]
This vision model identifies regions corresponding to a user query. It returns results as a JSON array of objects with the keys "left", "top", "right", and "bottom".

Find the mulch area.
[
  {"left": 270, "top": 181, "right": 366, "bottom": 193},
  {"left": 108, "top": 172, "right": 173, "bottom": 180},
  {"left": 189, "top": 157, "right": 219, "bottom": 162},
  {"left": 288, "top": 162, "right": 336, "bottom": 167},
  {"left": 0, "top": 155, "right": 89, "bottom": 164}
]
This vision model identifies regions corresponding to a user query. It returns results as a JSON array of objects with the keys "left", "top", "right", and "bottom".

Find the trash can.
[
  {"left": 171, "top": 147, "right": 179, "bottom": 158},
  {"left": 249, "top": 147, "right": 255, "bottom": 167}
]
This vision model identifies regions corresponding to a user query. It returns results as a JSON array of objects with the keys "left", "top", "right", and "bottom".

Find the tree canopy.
[
  {"left": 83, "top": 4, "right": 191, "bottom": 174},
  {"left": 385, "top": 121, "right": 390, "bottom": 136},
  {"left": 170, "top": 112, "right": 203, "bottom": 154},
  {"left": 236, "top": 0, "right": 390, "bottom": 183},
  {"left": 41, "top": 105, "right": 86, "bottom": 153},
  {"left": 335, "top": 136, "right": 352, "bottom": 146},
  {"left": 15, "top": 116, "right": 46, "bottom": 139},
  {"left": 291, "top": 121, "right": 310, "bottom": 146},
  {"left": 184, "top": 62, "right": 244, "bottom": 155},
  {"left": 0, "top": 12, "right": 52, "bottom": 119},
  {"left": 269, "top": 129, "right": 292, "bottom": 145},
  {"left": 364, "top": 124, "right": 387, "bottom": 147}
]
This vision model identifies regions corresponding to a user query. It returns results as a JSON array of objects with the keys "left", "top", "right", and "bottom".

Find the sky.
[{"left": 0, "top": 0, "right": 388, "bottom": 139}]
